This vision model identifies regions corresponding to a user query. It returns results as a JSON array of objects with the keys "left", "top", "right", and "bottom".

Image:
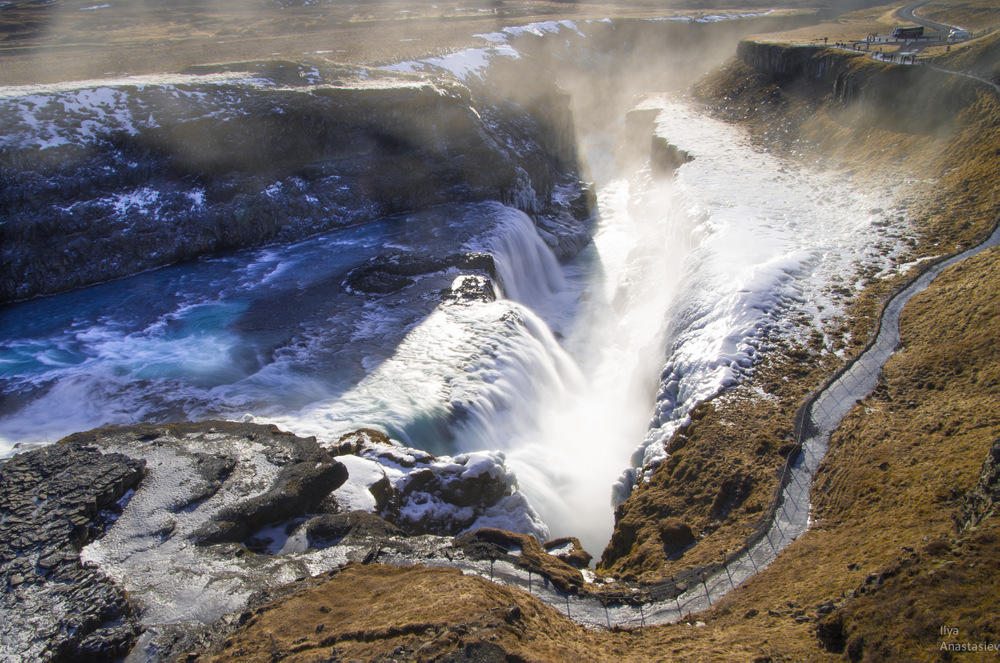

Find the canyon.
[{"left": 2, "top": 2, "right": 999, "bottom": 660}]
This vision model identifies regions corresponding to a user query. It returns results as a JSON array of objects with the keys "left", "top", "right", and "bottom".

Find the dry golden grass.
[
  {"left": 745, "top": 0, "right": 1000, "bottom": 60},
  {"left": 931, "top": 30, "right": 1000, "bottom": 80},
  {"left": 599, "top": 345, "right": 840, "bottom": 581},
  {"left": 919, "top": 0, "right": 1000, "bottom": 32},
  {"left": 740, "top": 2, "right": 926, "bottom": 46},
  {"left": 600, "top": 20, "right": 1000, "bottom": 659},
  {"left": 207, "top": 563, "right": 616, "bottom": 662}
]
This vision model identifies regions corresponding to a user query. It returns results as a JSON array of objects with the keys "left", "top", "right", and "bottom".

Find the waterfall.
[
  {"left": 476, "top": 206, "right": 568, "bottom": 313},
  {"left": 0, "top": 29, "right": 906, "bottom": 568}
]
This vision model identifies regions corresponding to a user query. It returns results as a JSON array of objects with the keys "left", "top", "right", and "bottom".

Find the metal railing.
[{"left": 394, "top": 212, "right": 1000, "bottom": 629}]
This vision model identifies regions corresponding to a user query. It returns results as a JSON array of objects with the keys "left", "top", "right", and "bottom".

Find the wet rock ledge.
[
  {"left": 0, "top": 437, "right": 145, "bottom": 660},
  {"left": 0, "top": 421, "right": 590, "bottom": 661}
]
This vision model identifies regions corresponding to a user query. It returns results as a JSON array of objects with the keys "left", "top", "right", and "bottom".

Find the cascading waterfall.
[
  {"left": 0, "top": 20, "right": 911, "bottom": 571},
  {"left": 472, "top": 175, "right": 698, "bottom": 557},
  {"left": 479, "top": 206, "right": 568, "bottom": 314},
  {"left": 256, "top": 205, "right": 581, "bottom": 454}
]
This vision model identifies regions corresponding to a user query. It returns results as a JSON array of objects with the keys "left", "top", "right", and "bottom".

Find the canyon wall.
[
  {"left": 735, "top": 40, "right": 985, "bottom": 135},
  {"left": 0, "top": 62, "right": 588, "bottom": 304},
  {"left": 600, "top": 36, "right": 1000, "bottom": 579}
]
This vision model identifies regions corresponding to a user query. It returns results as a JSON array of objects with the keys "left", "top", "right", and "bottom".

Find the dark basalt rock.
[
  {"left": 0, "top": 421, "right": 354, "bottom": 660},
  {"left": 192, "top": 451, "right": 348, "bottom": 546},
  {"left": 303, "top": 510, "right": 406, "bottom": 547},
  {"left": 650, "top": 136, "right": 693, "bottom": 177},
  {"left": 0, "top": 63, "right": 589, "bottom": 305},
  {"left": 0, "top": 421, "right": 555, "bottom": 659},
  {"left": 0, "top": 440, "right": 145, "bottom": 661},
  {"left": 443, "top": 274, "right": 496, "bottom": 303},
  {"left": 344, "top": 250, "right": 498, "bottom": 296}
]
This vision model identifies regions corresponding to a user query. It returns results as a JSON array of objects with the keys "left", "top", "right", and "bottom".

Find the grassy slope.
[{"left": 599, "top": 347, "right": 840, "bottom": 581}]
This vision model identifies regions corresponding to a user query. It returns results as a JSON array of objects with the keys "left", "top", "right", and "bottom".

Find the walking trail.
[{"left": 391, "top": 216, "right": 1000, "bottom": 629}]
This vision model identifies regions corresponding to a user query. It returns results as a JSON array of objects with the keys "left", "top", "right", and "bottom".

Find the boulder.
[
  {"left": 543, "top": 536, "right": 593, "bottom": 569},
  {"left": 303, "top": 510, "right": 406, "bottom": 547},
  {"left": 658, "top": 518, "right": 697, "bottom": 559}
]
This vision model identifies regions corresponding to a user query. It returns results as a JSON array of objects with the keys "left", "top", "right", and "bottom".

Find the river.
[{"left": 0, "top": 20, "right": 910, "bottom": 559}]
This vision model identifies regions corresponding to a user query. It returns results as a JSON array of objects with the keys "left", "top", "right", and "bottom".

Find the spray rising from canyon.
[{"left": 0, "top": 16, "right": 910, "bottom": 561}]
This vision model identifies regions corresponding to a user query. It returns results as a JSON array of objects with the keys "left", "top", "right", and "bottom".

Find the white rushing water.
[
  {"left": 624, "top": 98, "right": 909, "bottom": 485},
  {"left": 0, "top": 98, "right": 909, "bottom": 559},
  {"left": 0, "top": 20, "right": 914, "bottom": 563},
  {"left": 370, "top": 20, "right": 911, "bottom": 554},
  {"left": 453, "top": 95, "right": 908, "bottom": 556}
]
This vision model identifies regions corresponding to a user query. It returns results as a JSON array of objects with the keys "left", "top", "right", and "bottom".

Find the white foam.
[{"left": 626, "top": 99, "right": 906, "bottom": 477}]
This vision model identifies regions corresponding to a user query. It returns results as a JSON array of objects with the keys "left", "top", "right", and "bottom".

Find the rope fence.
[{"left": 399, "top": 214, "right": 1000, "bottom": 630}]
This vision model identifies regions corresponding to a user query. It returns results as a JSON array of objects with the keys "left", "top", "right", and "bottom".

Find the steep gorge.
[
  {"left": 4, "top": 12, "right": 1000, "bottom": 661},
  {"left": 0, "top": 62, "right": 587, "bottom": 303},
  {"left": 600, "top": 34, "right": 1000, "bottom": 583},
  {"left": 194, "top": 28, "right": 1000, "bottom": 661}
]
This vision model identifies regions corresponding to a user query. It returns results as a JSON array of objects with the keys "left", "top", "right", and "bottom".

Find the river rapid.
[{"left": 0, "top": 19, "right": 911, "bottom": 558}]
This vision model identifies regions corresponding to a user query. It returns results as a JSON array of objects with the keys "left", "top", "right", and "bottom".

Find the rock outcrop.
[
  {"left": 454, "top": 528, "right": 585, "bottom": 593},
  {"left": 0, "top": 422, "right": 352, "bottom": 660},
  {"left": 0, "top": 421, "right": 566, "bottom": 659},
  {"left": 650, "top": 137, "right": 693, "bottom": 177},
  {"left": 0, "top": 61, "right": 590, "bottom": 304},
  {"left": 0, "top": 440, "right": 145, "bottom": 660},
  {"left": 955, "top": 438, "right": 1000, "bottom": 530},
  {"left": 328, "top": 429, "right": 547, "bottom": 540},
  {"left": 735, "top": 40, "right": 984, "bottom": 136}
]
